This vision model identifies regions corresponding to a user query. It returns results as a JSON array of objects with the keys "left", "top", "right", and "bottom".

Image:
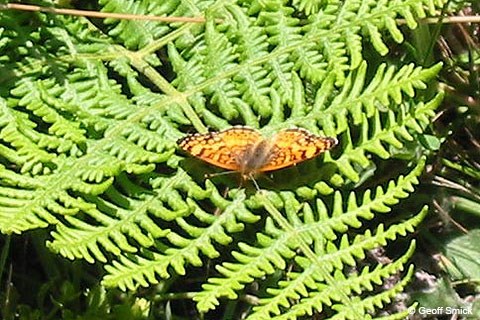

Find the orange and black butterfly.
[{"left": 177, "top": 126, "right": 337, "bottom": 181}]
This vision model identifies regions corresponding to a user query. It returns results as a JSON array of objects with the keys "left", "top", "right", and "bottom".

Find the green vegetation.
[{"left": 0, "top": 0, "right": 478, "bottom": 319}]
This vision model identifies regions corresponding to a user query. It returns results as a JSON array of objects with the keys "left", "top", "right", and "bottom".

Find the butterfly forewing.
[
  {"left": 259, "top": 128, "right": 337, "bottom": 172},
  {"left": 177, "top": 127, "right": 262, "bottom": 171}
]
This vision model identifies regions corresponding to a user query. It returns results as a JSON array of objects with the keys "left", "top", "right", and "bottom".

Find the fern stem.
[
  {"left": 139, "top": 24, "right": 198, "bottom": 57},
  {"left": 258, "top": 192, "right": 363, "bottom": 318},
  {"left": 119, "top": 47, "right": 207, "bottom": 133},
  {"left": 0, "top": 235, "right": 10, "bottom": 284}
]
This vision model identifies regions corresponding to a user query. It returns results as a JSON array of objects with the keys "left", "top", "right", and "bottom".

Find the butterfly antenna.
[
  {"left": 248, "top": 173, "right": 261, "bottom": 192},
  {"left": 204, "top": 171, "right": 236, "bottom": 179},
  {"left": 264, "top": 173, "right": 274, "bottom": 184}
]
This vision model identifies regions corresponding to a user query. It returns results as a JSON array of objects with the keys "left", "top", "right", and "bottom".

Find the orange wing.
[
  {"left": 259, "top": 128, "right": 337, "bottom": 172},
  {"left": 177, "top": 126, "right": 263, "bottom": 171}
]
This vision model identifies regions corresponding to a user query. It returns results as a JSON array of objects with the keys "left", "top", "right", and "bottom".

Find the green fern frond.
[
  {"left": 99, "top": 0, "right": 188, "bottom": 50},
  {"left": 193, "top": 160, "right": 426, "bottom": 312},
  {"left": 96, "top": 180, "right": 259, "bottom": 289},
  {"left": 329, "top": 92, "right": 443, "bottom": 184},
  {"left": 256, "top": 243, "right": 418, "bottom": 320},
  {"left": 163, "top": 1, "right": 447, "bottom": 130},
  {"left": 327, "top": 265, "right": 415, "bottom": 320}
]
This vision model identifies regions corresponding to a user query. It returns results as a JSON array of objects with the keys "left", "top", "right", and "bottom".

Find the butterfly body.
[
  {"left": 177, "top": 126, "right": 337, "bottom": 180},
  {"left": 235, "top": 139, "right": 276, "bottom": 178}
]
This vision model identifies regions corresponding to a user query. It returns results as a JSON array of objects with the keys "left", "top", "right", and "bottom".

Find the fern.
[
  {"left": 194, "top": 158, "right": 426, "bottom": 312},
  {"left": 0, "top": 0, "right": 450, "bottom": 318}
]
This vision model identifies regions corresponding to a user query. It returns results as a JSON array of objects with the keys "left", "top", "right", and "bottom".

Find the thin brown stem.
[
  {"left": 1, "top": 3, "right": 207, "bottom": 23},
  {"left": 398, "top": 15, "right": 480, "bottom": 25}
]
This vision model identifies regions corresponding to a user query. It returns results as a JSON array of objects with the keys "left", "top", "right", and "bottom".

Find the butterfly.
[{"left": 177, "top": 126, "right": 337, "bottom": 182}]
